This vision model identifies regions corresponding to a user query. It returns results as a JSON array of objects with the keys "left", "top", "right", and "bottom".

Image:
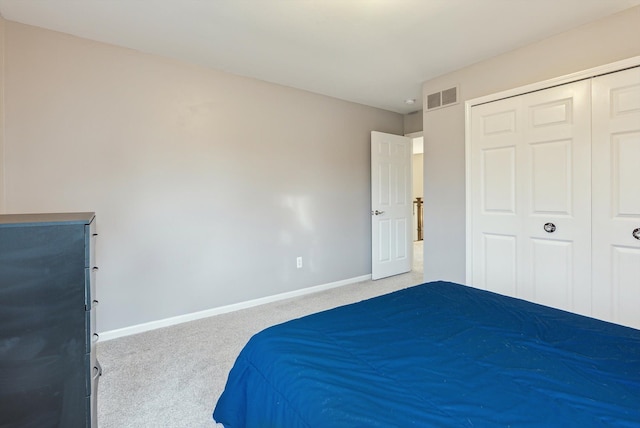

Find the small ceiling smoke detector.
[{"left": 404, "top": 98, "right": 416, "bottom": 105}]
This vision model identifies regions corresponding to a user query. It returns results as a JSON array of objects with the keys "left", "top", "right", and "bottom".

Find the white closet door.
[
  {"left": 592, "top": 67, "right": 640, "bottom": 329},
  {"left": 520, "top": 80, "right": 592, "bottom": 315},
  {"left": 470, "top": 97, "right": 522, "bottom": 297},
  {"left": 470, "top": 80, "right": 591, "bottom": 313}
]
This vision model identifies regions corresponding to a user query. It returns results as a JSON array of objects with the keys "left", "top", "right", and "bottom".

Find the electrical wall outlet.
[{"left": 296, "top": 256, "right": 303, "bottom": 269}]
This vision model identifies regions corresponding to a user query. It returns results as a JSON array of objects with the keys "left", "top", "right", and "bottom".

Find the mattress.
[{"left": 213, "top": 281, "right": 640, "bottom": 427}]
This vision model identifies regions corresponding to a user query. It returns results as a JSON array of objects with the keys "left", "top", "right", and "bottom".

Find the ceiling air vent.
[{"left": 426, "top": 85, "right": 459, "bottom": 111}]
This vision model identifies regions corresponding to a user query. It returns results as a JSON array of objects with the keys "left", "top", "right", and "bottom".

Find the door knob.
[
  {"left": 633, "top": 228, "right": 640, "bottom": 240},
  {"left": 371, "top": 210, "right": 385, "bottom": 216},
  {"left": 543, "top": 222, "right": 556, "bottom": 233}
]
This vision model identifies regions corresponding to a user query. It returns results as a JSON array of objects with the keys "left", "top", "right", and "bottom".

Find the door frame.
[
  {"left": 464, "top": 55, "right": 640, "bottom": 284},
  {"left": 406, "top": 132, "right": 424, "bottom": 243}
]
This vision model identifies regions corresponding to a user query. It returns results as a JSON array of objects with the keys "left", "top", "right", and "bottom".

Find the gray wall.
[
  {"left": 422, "top": 6, "right": 640, "bottom": 284},
  {"left": 403, "top": 109, "right": 423, "bottom": 134},
  {"left": 2, "top": 21, "right": 403, "bottom": 332}
]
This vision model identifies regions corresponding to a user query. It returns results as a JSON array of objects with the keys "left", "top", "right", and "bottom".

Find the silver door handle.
[
  {"left": 543, "top": 222, "right": 556, "bottom": 233},
  {"left": 633, "top": 228, "right": 640, "bottom": 240},
  {"left": 372, "top": 210, "right": 385, "bottom": 216}
]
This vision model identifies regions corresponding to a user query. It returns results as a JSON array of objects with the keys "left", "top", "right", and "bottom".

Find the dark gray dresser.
[{"left": 0, "top": 213, "right": 100, "bottom": 428}]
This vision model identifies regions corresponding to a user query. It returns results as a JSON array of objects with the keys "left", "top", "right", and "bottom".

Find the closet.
[{"left": 467, "top": 63, "right": 640, "bottom": 329}]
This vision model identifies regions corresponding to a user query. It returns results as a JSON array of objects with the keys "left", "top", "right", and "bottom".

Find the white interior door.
[
  {"left": 371, "top": 131, "right": 412, "bottom": 280},
  {"left": 592, "top": 66, "right": 640, "bottom": 329}
]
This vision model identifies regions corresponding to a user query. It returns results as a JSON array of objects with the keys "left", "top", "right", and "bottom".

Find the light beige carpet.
[{"left": 97, "top": 241, "right": 425, "bottom": 428}]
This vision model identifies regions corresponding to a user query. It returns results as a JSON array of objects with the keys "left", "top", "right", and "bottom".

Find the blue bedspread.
[{"left": 213, "top": 281, "right": 640, "bottom": 427}]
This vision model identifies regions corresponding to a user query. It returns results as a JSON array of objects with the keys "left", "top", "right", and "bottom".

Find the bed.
[{"left": 213, "top": 281, "right": 640, "bottom": 427}]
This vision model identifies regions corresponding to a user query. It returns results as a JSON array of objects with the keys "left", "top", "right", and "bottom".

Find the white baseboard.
[{"left": 98, "top": 274, "right": 371, "bottom": 342}]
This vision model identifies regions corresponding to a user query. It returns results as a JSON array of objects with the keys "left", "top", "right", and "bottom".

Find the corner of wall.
[{"left": 403, "top": 109, "right": 423, "bottom": 135}]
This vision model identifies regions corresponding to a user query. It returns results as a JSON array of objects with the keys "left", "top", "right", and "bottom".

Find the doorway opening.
[{"left": 409, "top": 133, "right": 424, "bottom": 273}]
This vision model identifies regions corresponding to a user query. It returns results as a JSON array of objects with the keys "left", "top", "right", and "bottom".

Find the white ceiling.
[{"left": 1, "top": 0, "right": 639, "bottom": 114}]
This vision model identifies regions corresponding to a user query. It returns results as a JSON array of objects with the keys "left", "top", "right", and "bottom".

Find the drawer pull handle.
[
  {"left": 92, "top": 266, "right": 99, "bottom": 271},
  {"left": 93, "top": 333, "right": 100, "bottom": 342}
]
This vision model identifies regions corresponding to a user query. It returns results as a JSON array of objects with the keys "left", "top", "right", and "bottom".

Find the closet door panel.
[
  {"left": 482, "top": 234, "right": 517, "bottom": 296},
  {"left": 470, "top": 98, "right": 522, "bottom": 295},
  {"left": 481, "top": 147, "right": 516, "bottom": 213},
  {"left": 592, "top": 66, "right": 640, "bottom": 329},
  {"left": 530, "top": 239, "right": 573, "bottom": 310},
  {"left": 611, "top": 246, "right": 640, "bottom": 327},
  {"left": 612, "top": 133, "right": 640, "bottom": 215},
  {"left": 530, "top": 140, "right": 572, "bottom": 214},
  {"left": 520, "top": 80, "right": 592, "bottom": 315}
]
